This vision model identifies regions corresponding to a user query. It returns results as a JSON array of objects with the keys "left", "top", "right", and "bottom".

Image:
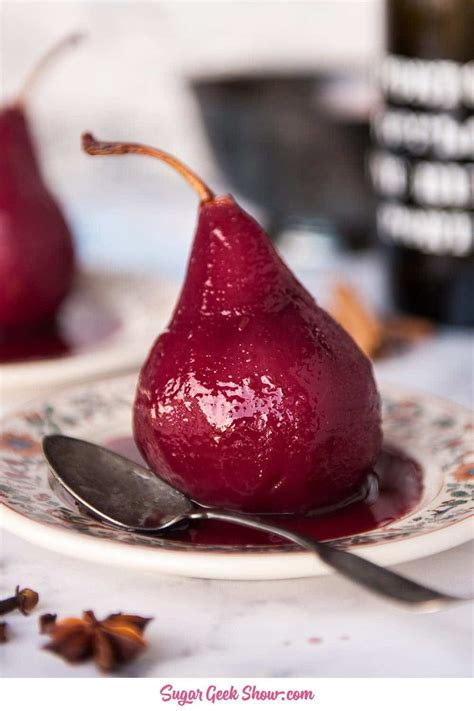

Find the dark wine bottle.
[{"left": 371, "top": 0, "right": 474, "bottom": 326}]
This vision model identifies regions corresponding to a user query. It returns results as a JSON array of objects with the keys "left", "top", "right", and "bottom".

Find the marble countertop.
[
  {"left": 1, "top": 238, "right": 473, "bottom": 677},
  {"left": 0, "top": 531, "right": 472, "bottom": 678}
]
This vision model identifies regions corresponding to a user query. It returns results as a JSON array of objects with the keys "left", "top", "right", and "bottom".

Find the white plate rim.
[{"left": 1, "top": 500, "right": 472, "bottom": 580}]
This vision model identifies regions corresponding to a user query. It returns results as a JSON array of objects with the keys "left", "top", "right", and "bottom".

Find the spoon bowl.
[{"left": 44, "top": 435, "right": 194, "bottom": 531}]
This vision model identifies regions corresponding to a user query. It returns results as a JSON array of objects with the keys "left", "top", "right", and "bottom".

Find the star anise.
[{"left": 42, "top": 610, "right": 153, "bottom": 672}]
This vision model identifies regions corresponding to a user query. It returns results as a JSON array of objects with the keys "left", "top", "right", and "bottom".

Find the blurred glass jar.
[{"left": 191, "top": 71, "right": 377, "bottom": 250}]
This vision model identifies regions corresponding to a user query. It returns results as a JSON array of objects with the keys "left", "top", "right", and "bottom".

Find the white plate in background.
[{"left": 0, "top": 270, "right": 177, "bottom": 413}]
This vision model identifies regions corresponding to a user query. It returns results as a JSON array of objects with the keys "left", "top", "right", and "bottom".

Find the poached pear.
[
  {"left": 0, "top": 35, "right": 79, "bottom": 333},
  {"left": 82, "top": 133, "right": 382, "bottom": 514}
]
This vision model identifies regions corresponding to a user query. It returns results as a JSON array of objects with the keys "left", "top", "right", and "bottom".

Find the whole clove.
[
  {"left": 0, "top": 621, "right": 8, "bottom": 643},
  {"left": 0, "top": 586, "right": 39, "bottom": 616}
]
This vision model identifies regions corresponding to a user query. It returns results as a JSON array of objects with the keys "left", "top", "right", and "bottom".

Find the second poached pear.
[
  {"left": 0, "top": 35, "right": 79, "bottom": 333},
  {"left": 0, "top": 107, "right": 74, "bottom": 330}
]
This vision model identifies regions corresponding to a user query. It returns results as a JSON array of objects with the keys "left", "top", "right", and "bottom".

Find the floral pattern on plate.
[{"left": 0, "top": 375, "right": 472, "bottom": 554}]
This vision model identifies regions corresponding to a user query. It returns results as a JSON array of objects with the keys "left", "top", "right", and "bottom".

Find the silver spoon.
[{"left": 42, "top": 434, "right": 470, "bottom": 612}]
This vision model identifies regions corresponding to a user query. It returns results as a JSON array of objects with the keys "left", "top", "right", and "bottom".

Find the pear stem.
[
  {"left": 81, "top": 133, "right": 215, "bottom": 204},
  {"left": 14, "top": 33, "right": 83, "bottom": 109}
]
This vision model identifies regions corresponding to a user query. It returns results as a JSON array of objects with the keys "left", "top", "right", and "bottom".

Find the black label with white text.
[{"left": 371, "top": 54, "right": 474, "bottom": 257}]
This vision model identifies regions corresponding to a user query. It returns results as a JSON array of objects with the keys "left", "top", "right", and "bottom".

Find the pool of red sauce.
[
  {"left": 105, "top": 436, "right": 423, "bottom": 546},
  {"left": 0, "top": 296, "right": 120, "bottom": 364}
]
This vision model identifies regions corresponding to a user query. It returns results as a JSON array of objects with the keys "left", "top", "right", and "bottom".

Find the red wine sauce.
[{"left": 105, "top": 436, "right": 423, "bottom": 546}]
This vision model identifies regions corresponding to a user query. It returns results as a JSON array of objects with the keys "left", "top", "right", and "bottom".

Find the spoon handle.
[{"left": 193, "top": 509, "right": 464, "bottom": 611}]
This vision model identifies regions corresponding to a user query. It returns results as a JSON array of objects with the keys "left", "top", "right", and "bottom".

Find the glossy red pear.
[
  {"left": 0, "top": 35, "right": 78, "bottom": 332},
  {"left": 82, "top": 133, "right": 382, "bottom": 514}
]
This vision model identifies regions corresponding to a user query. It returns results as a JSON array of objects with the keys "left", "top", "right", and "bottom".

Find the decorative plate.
[
  {"left": 0, "top": 375, "right": 472, "bottom": 580},
  {"left": 0, "top": 271, "right": 177, "bottom": 413}
]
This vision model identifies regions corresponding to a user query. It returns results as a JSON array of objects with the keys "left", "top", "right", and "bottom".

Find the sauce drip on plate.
[{"left": 106, "top": 436, "right": 423, "bottom": 546}]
